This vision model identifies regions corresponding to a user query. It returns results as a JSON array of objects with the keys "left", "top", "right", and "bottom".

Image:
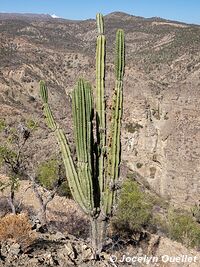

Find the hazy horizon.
[
  {"left": 0, "top": 10, "right": 200, "bottom": 26},
  {"left": 0, "top": 0, "right": 200, "bottom": 25}
]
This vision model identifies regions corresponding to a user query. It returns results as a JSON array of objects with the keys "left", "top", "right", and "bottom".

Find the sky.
[{"left": 0, "top": 0, "right": 200, "bottom": 25}]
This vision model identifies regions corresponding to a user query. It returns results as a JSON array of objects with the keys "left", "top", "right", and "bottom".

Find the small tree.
[
  {"left": 0, "top": 121, "right": 31, "bottom": 214},
  {"left": 0, "top": 119, "right": 69, "bottom": 226},
  {"left": 28, "top": 158, "right": 70, "bottom": 228}
]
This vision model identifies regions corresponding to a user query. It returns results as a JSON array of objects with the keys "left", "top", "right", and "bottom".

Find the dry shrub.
[{"left": 0, "top": 213, "right": 37, "bottom": 250}]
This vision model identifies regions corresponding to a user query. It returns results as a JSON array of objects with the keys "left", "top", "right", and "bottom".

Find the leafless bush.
[
  {"left": 49, "top": 209, "right": 89, "bottom": 239},
  {"left": 0, "top": 213, "right": 37, "bottom": 250}
]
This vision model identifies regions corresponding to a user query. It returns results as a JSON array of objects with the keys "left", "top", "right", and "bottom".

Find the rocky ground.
[
  {"left": 0, "top": 177, "right": 199, "bottom": 267},
  {"left": 1, "top": 230, "right": 199, "bottom": 267}
]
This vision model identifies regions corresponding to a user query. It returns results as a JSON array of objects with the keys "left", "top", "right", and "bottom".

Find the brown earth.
[{"left": 0, "top": 178, "right": 200, "bottom": 267}]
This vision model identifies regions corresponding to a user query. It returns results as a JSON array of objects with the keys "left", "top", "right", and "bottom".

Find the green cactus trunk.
[{"left": 40, "top": 13, "right": 125, "bottom": 257}]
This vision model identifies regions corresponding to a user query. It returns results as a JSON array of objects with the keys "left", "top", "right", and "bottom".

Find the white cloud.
[{"left": 51, "top": 14, "right": 59, "bottom": 19}]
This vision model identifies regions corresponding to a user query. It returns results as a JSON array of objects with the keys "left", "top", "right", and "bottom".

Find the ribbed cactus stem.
[
  {"left": 96, "top": 13, "right": 104, "bottom": 35},
  {"left": 40, "top": 80, "right": 48, "bottom": 103},
  {"left": 40, "top": 81, "right": 91, "bottom": 215},
  {"left": 72, "top": 79, "right": 94, "bottom": 211},
  {"left": 105, "top": 29, "right": 125, "bottom": 216},
  {"left": 96, "top": 18, "right": 106, "bottom": 195},
  {"left": 115, "top": 29, "right": 125, "bottom": 80},
  {"left": 56, "top": 128, "right": 89, "bottom": 213},
  {"left": 40, "top": 81, "right": 57, "bottom": 131}
]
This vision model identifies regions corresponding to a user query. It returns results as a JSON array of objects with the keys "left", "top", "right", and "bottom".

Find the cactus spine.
[{"left": 40, "top": 13, "right": 125, "bottom": 256}]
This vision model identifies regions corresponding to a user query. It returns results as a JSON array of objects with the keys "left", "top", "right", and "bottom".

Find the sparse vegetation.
[
  {"left": 112, "top": 178, "right": 200, "bottom": 250},
  {"left": 28, "top": 95, "right": 36, "bottom": 102},
  {"left": 125, "top": 122, "right": 143, "bottom": 133},
  {"left": 56, "top": 180, "right": 72, "bottom": 197},
  {"left": 0, "top": 213, "right": 36, "bottom": 250},
  {"left": 36, "top": 158, "right": 71, "bottom": 197},
  {"left": 37, "top": 159, "right": 60, "bottom": 190},
  {"left": 0, "top": 119, "right": 6, "bottom": 132},
  {"left": 152, "top": 108, "right": 161, "bottom": 120},
  {"left": 0, "top": 123, "right": 31, "bottom": 214},
  {"left": 168, "top": 210, "right": 200, "bottom": 249},
  {"left": 25, "top": 119, "right": 38, "bottom": 131},
  {"left": 136, "top": 162, "right": 143, "bottom": 169},
  {"left": 191, "top": 203, "right": 200, "bottom": 223},
  {"left": 112, "top": 180, "right": 153, "bottom": 234}
]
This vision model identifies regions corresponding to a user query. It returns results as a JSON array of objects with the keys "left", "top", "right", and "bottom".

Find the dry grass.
[{"left": 0, "top": 213, "right": 37, "bottom": 250}]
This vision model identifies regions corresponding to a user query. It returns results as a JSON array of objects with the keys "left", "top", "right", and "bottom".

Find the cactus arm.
[
  {"left": 84, "top": 81, "right": 94, "bottom": 172},
  {"left": 96, "top": 13, "right": 104, "bottom": 34},
  {"left": 40, "top": 80, "right": 48, "bottom": 103},
  {"left": 72, "top": 79, "right": 94, "bottom": 211},
  {"left": 40, "top": 81, "right": 57, "bottom": 131},
  {"left": 105, "top": 29, "right": 125, "bottom": 216},
  {"left": 83, "top": 82, "right": 94, "bottom": 210},
  {"left": 56, "top": 129, "right": 89, "bottom": 213},
  {"left": 96, "top": 14, "right": 106, "bottom": 195},
  {"left": 115, "top": 30, "right": 125, "bottom": 81},
  {"left": 106, "top": 81, "right": 123, "bottom": 214},
  {"left": 39, "top": 81, "right": 90, "bottom": 214}
]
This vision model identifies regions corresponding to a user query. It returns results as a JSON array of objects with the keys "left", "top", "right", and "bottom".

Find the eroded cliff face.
[
  {"left": 0, "top": 12, "right": 200, "bottom": 209},
  {"left": 122, "top": 68, "right": 200, "bottom": 208}
]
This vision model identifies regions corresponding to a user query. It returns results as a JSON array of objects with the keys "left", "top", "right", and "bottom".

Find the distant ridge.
[
  {"left": 0, "top": 12, "right": 52, "bottom": 20},
  {"left": 0, "top": 12, "right": 198, "bottom": 26},
  {"left": 105, "top": 11, "right": 143, "bottom": 20}
]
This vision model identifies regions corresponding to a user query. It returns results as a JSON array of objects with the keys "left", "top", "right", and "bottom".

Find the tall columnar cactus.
[{"left": 40, "top": 13, "right": 125, "bottom": 256}]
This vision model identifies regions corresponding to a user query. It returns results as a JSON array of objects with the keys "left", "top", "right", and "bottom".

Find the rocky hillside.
[
  {"left": 0, "top": 12, "right": 200, "bottom": 208},
  {"left": 1, "top": 229, "right": 199, "bottom": 267}
]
